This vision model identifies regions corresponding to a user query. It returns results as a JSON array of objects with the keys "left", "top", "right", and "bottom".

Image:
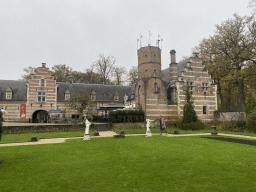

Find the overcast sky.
[{"left": 0, "top": 0, "right": 252, "bottom": 80}]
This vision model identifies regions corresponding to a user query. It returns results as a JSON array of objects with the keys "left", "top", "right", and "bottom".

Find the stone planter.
[
  {"left": 113, "top": 134, "right": 125, "bottom": 138},
  {"left": 211, "top": 126, "right": 218, "bottom": 136},
  {"left": 31, "top": 137, "right": 38, "bottom": 141},
  {"left": 94, "top": 132, "right": 99, "bottom": 136}
]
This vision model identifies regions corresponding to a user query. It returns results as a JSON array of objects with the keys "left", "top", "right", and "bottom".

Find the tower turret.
[{"left": 137, "top": 46, "right": 161, "bottom": 80}]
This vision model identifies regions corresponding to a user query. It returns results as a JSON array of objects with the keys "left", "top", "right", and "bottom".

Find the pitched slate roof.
[
  {"left": 177, "top": 58, "right": 190, "bottom": 76},
  {"left": 161, "top": 58, "right": 190, "bottom": 86},
  {"left": 0, "top": 80, "right": 27, "bottom": 101},
  {"left": 57, "top": 82, "right": 133, "bottom": 102},
  {"left": 161, "top": 68, "right": 170, "bottom": 86}
]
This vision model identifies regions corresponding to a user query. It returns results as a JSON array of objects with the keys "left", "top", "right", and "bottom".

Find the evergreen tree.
[
  {"left": 245, "top": 90, "right": 256, "bottom": 116},
  {"left": 182, "top": 83, "right": 198, "bottom": 123}
]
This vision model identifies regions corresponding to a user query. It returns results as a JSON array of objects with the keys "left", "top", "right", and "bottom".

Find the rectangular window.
[
  {"left": 190, "top": 82, "right": 193, "bottom": 93},
  {"left": 114, "top": 95, "right": 119, "bottom": 101},
  {"left": 203, "top": 106, "right": 207, "bottom": 114},
  {"left": 91, "top": 95, "right": 96, "bottom": 101},
  {"left": 41, "top": 79, "right": 45, "bottom": 87},
  {"left": 38, "top": 91, "right": 46, "bottom": 102},
  {"left": 202, "top": 83, "right": 208, "bottom": 92},
  {"left": 65, "top": 94, "right": 70, "bottom": 100},
  {"left": 154, "top": 83, "right": 158, "bottom": 93},
  {"left": 6, "top": 92, "right": 12, "bottom": 99}
]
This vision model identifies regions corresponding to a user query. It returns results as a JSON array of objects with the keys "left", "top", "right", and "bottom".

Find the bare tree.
[
  {"left": 113, "top": 66, "right": 126, "bottom": 85},
  {"left": 93, "top": 54, "right": 115, "bottom": 84},
  {"left": 66, "top": 90, "right": 91, "bottom": 122},
  {"left": 22, "top": 66, "right": 37, "bottom": 80},
  {"left": 128, "top": 66, "right": 138, "bottom": 85}
]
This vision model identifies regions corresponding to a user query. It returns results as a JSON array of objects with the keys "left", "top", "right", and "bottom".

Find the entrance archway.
[{"left": 32, "top": 110, "right": 49, "bottom": 123}]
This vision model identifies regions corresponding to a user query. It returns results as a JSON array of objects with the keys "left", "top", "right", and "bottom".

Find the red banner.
[{"left": 20, "top": 104, "right": 26, "bottom": 119}]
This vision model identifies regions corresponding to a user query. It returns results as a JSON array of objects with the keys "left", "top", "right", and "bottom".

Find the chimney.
[
  {"left": 42, "top": 63, "right": 46, "bottom": 68},
  {"left": 192, "top": 52, "right": 199, "bottom": 58},
  {"left": 170, "top": 50, "right": 176, "bottom": 64}
]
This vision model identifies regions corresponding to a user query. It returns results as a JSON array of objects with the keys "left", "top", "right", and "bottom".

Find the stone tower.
[{"left": 135, "top": 46, "right": 168, "bottom": 121}]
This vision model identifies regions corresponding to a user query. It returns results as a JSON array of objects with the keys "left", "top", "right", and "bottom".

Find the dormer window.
[
  {"left": 124, "top": 94, "right": 128, "bottom": 103},
  {"left": 91, "top": 91, "right": 96, "bottom": 101},
  {"left": 6, "top": 92, "right": 12, "bottom": 99},
  {"left": 6, "top": 87, "right": 12, "bottom": 99},
  {"left": 65, "top": 90, "right": 70, "bottom": 100},
  {"left": 114, "top": 92, "right": 119, "bottom": 101},
  {"left": 41, "top": 79, "right": 45, "bottom": 87}
]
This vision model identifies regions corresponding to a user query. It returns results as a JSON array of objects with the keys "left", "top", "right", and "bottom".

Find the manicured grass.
[
  {"left": 1, "top": 136, "right": 256, "bottom": 191},
  {"left": 114, "top": 127, "right": 256, "bottom": 136},
  {"left": 113, "top": 127, "right": 212, "bottom": 134},
  {"left": 0, "top": 130, "right": 95, "bottom": 144},
  {"left": 2, "top": 127, "right": 256, "bottom": 144}
]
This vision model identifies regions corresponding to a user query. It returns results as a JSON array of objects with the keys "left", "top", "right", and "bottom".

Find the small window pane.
[
  {"left": 41, "top": 79, "right": 45, "bottom": 87},
  {"left": 203, "top": 106, "right": 207, "bottom": 114}
]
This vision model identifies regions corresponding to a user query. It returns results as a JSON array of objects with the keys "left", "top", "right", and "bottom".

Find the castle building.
[
  {"left": 0, "top": 45, "right": 217, "bottom": 122},
  {"left": 136, "top": 46, "right": 217, "bottom": 122}
]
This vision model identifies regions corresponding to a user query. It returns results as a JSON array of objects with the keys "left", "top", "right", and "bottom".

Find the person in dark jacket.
[{"left": 159, "top": 116, "right": 168, "bottom": 135}]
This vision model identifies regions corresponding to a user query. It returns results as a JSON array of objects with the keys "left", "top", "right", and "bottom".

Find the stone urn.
[
  {"left": 211, "top": 126, "right": 218, "bottom": 136},
  {"left": 94, "top": 131, "right": 99, "bottom": 136},
  {"left": 31, "top": 137, "right": 38, "bottom": 142}
]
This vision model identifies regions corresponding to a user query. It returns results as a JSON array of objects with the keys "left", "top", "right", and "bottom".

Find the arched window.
[{"left": 139, "top": 85, "right": 142, "bottom": 94}]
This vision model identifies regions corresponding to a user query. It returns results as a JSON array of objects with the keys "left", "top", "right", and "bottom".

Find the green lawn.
[
  {"left": 2, "top": 127, "right": 256, "bottom": 144},
  {"left": 1, "top": 136, "right": 256, "bottom": 192},
  {"left": 0, "top": 130, "right": 95, "bottom": 144},
  {"left": 113, "top": 127, "right": 214, "bottom": 134}
]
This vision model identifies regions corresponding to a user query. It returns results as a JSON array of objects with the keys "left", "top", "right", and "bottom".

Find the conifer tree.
[{"left": 182, "top": 83, "right": 198, "bottom": 123}]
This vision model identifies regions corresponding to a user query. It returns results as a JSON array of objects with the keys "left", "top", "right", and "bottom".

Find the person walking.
[{"left": 159, "top": 116, "right": 168, "bottom": 135}]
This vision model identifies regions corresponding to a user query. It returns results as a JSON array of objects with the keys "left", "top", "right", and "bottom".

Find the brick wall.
[{"left": 177, "top": 57, "right": 218, "bottom": 121}]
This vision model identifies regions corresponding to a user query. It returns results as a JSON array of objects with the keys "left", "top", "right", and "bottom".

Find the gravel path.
[{"left": 1, "top": 132, "right": 256, "bottom": 147}]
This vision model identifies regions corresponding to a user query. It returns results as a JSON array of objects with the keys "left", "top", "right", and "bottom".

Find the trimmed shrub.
[
  {"left": 216, "top": 120, "right": 246, "bottom": 132},
  {"left": 178, "top": 120, "right": 205, "bottom": 131},
  {"left": 246, "top": 109, "right": 256, "bottom": 133},
  {"left": 108, "top": 110, "right": 144, "bottom": 123}
]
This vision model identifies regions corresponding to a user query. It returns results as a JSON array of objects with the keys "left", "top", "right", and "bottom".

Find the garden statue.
[
  {"left": 83, "top": 118, "right": 91, "bottom": 140},
  {"left": 146, "top": 119, "right": 152, "bottom": 137}
]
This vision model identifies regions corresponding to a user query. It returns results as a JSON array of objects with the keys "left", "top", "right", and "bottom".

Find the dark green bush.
[
  {"left": 0, "top": 111, "right": 2, "bottom": 141},
  {"left": 182, "top": 83, "right": 198, "bottom": 124},
  {"left": 217, "top": 120, "right": 246, "bottom": 132},
  {"left": 178, "top": 120, "right": 205, "bottom": 131},
  {"left": 108, "top": 110, "right": 144, "bottom": 123},
  {"left": 245, "top": 91, "right": 256, "bottom": 117},
  {"left": 246, "top": 109, "right": 256, "bottom": 133}
]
